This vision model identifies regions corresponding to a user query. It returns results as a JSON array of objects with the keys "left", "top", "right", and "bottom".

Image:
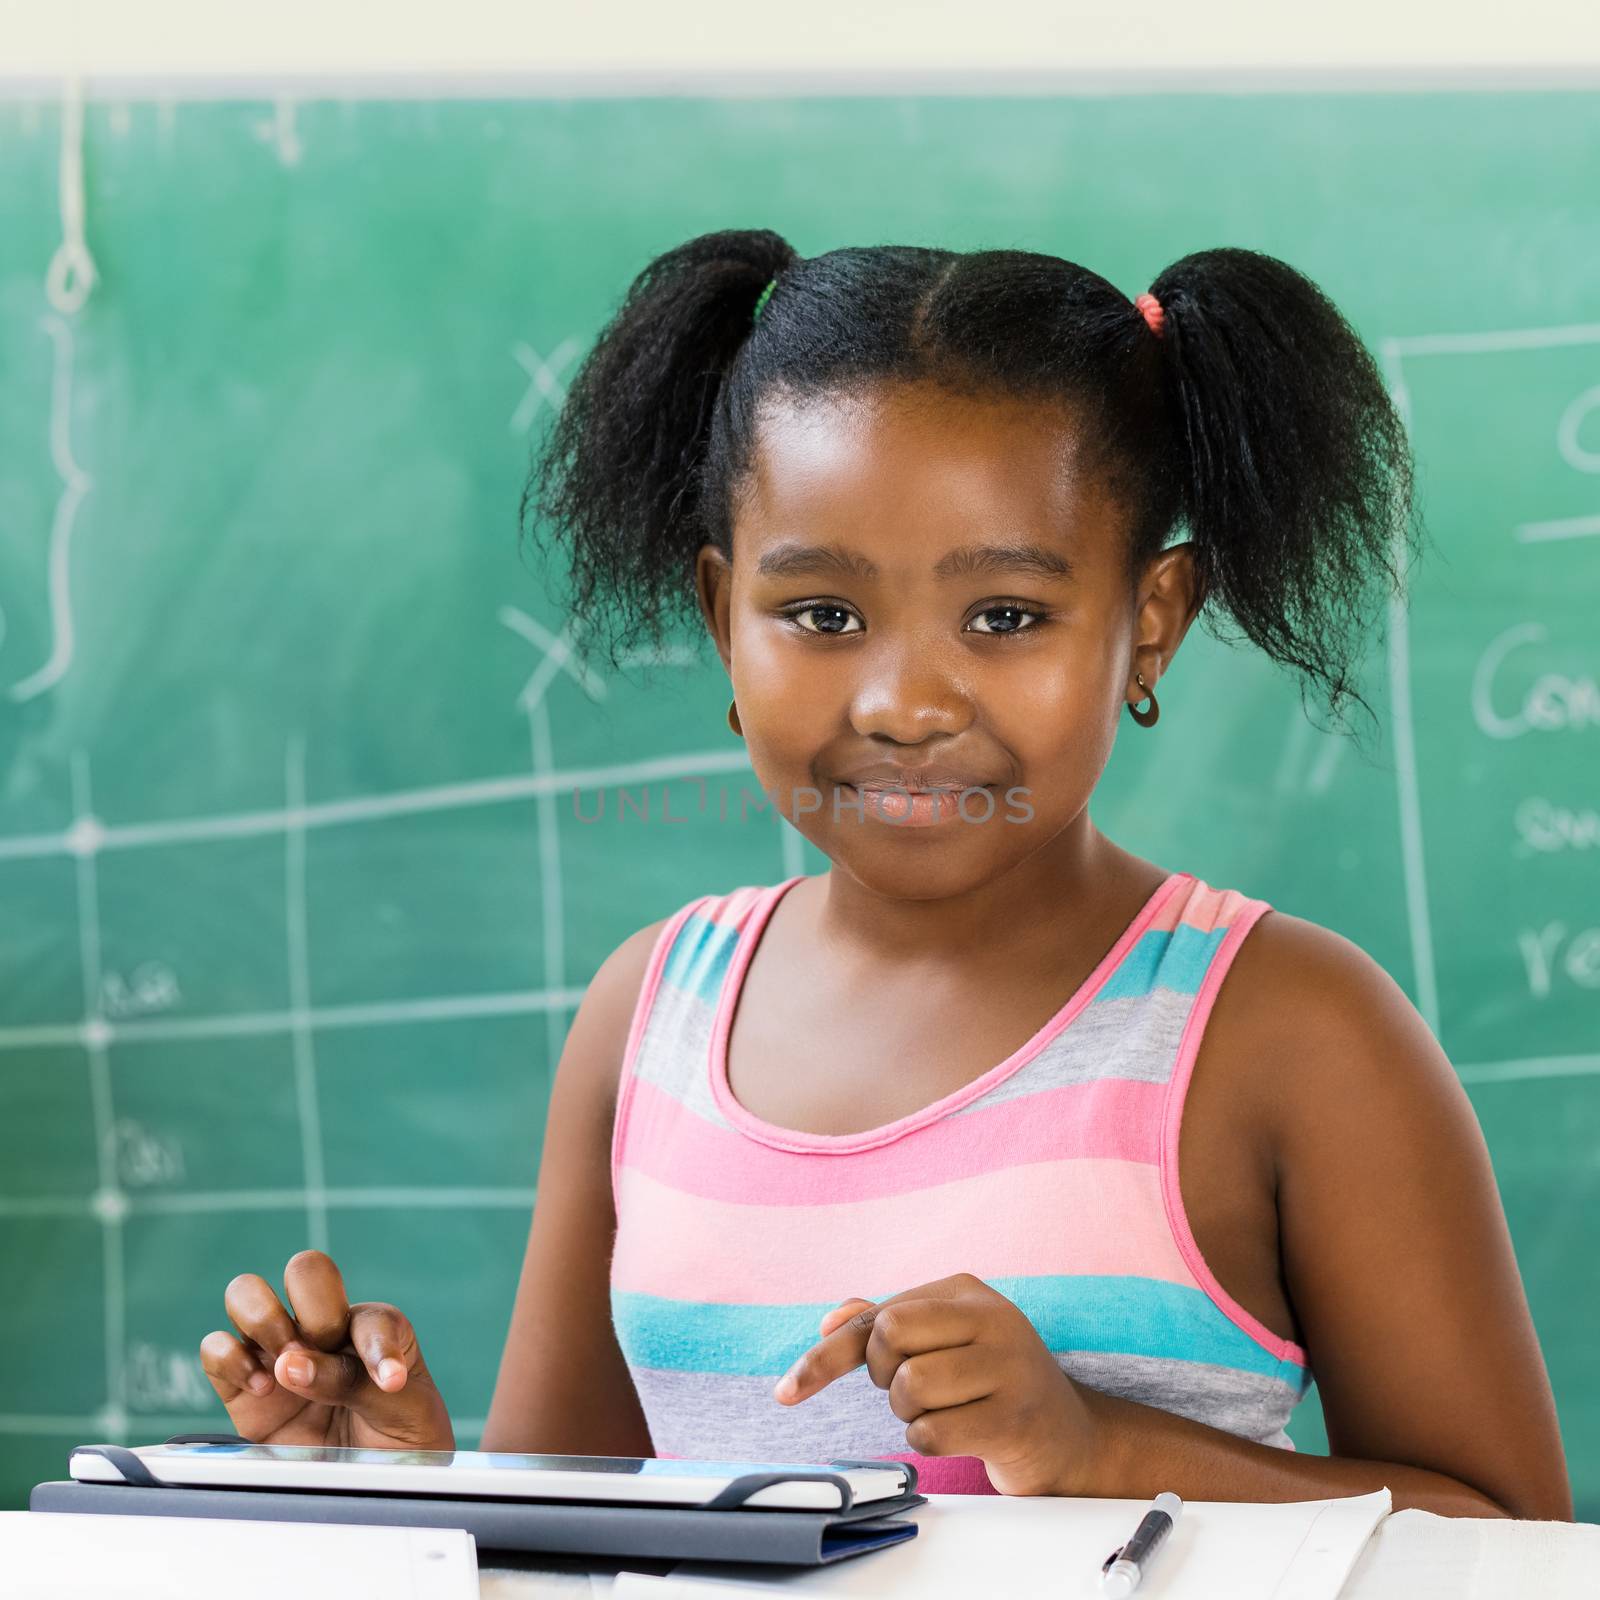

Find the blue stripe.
[
  {"left": 660, "top": 911, "right": 739, "bottom": 1007},
  {"left": 663, "top": 914, "right": 1231, "bottom": 1009},
  {"left": 1095, "top": 924, "right": 1229, "bottom": 1002},
  {"left": 612, "top": 1276, "right": 1306, "bottom": 1385}
]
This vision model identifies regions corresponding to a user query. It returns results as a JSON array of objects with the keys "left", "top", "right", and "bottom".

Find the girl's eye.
[
  {"left": 967, "top": 605, "right": 1044, "bottom": 636},
  {"left": 784, "top": 604, "right": 862, "bottom": 636}
]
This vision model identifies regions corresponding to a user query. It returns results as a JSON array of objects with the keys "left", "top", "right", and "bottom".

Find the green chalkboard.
[{"left": 0, "top": 89, "right": 1596, "bottom": 1514}]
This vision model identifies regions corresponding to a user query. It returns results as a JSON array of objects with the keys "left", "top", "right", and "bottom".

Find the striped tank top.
[{"left": 608, "top": 869, "right": 1313, "bottom": 1494}]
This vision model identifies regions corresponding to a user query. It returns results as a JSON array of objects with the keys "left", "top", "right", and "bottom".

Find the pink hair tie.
[{"left": 1134, "top": 291, "right": 1165, "bottom": 338}]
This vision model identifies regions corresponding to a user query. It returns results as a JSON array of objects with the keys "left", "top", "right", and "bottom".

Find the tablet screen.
[
  {"left": 73, "top": 1442, "right": 911, "bottom": 1510},
  {"left": 154, "top": 1443, "right": 874, "bottom": 1478}
]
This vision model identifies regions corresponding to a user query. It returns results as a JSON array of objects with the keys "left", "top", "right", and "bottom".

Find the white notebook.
[
  {"left": 614, "top": 1488, "right": 1393, "bottom": 1600},
  {"left": 2, "top": 1510, "right": 479, "bottom": 1600}
]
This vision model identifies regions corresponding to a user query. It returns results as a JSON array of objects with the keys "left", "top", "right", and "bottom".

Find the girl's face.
[{"left": 697, "top": 380, "right": 1199, "bottom": 900}]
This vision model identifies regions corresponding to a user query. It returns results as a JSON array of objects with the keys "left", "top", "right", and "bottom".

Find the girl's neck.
[{"left": 806, "top": 819, "right": 1165, "bottom": 970}]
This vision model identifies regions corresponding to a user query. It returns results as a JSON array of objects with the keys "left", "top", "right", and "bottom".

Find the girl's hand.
[
  {"left": 198, "top": 1249, "right": 454, "bottom": 1451},
  {"left": 774, "top": 1272, "right": 1101, "bottom": 1496}
]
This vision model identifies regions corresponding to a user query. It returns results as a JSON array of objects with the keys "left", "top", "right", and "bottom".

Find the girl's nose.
[{"left": 846, "top": 638, "right": 974, "bottom": 743}]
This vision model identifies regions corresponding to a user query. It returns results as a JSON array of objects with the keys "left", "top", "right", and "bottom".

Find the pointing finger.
[
  {"left": 776, "top": 1296, "right": 979, "bottom": 1405},
  {"left": 774, "top": 1302, "right": 878, "bottom": 1405}
]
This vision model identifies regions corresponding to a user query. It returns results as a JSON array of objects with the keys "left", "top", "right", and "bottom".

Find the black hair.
[{"left": 520, "top": 230, "right": 1424, "bottom": 737}]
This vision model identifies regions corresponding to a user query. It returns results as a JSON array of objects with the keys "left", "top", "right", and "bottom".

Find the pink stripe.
[
  {"left": 622, "top": 1075, "right": 1165, "bottom": 1203},
  {"left": 879, "top": 1452, "right": 996, "bottom": 1495},
  {"left": 1146, "top": 875, "right": 1245, "bottom": 935},
  {"left": 612, "top": 1160, "right": 1197, "bottom": 1303},
  {"left": 708, "top": 872, "right": 1191, "bottom": 1154},
  {"left": 1160, "top": 898, "right": 1311, "bottom": 1368},
  {"left": 610, "top": 896, "right": 710, "bottom": 1215},
  {"left": 655, "top": 1451, "right": 996, "bottom": 1496},
  {"left": 694, "top": 880, "right": 782, "bottom": 930}
]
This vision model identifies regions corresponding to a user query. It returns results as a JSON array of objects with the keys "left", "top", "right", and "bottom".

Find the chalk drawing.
[
  {"left": 498, "top": 606, "right": 609, "bottom": 709},
  {"left": 7, "top": 316, "right": 91, "bottom": 703},
  {"left": 510, "top": 338, "right": 581, "bottom": 435}
]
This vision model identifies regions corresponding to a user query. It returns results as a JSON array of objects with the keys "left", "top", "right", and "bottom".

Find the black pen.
[{"left": 1100, "top": 1491, "right": 1182, "bottom": 1596}]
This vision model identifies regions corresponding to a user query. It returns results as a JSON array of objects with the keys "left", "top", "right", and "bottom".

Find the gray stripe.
[
  {"left": 630, "top": 981, "right": 728, "bottom": 1127},
  {"left": 629, "top": 1352, "right": 1302, "bottom": 1463},
  {"left": 1054, "top": 1349, "right": 1304, "bottom": 1447},
  {"left": 630, "top": 1365, "right": 909, "bottom": 1461},
  {"left": 951, "top": 987, "right": 1193, "bottom": 1113}
]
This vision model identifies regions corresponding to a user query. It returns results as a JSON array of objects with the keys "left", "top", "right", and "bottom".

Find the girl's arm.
[
  {"left": 479, "top": 918, "right": 668, "bottom": 1455},
  {"left": 1078, "top": 915, "right": 1573, "bottom": 1519}
]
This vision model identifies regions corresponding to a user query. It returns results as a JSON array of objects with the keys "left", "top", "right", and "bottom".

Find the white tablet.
[{"left": 69, "top": 1442, "right": 912, "bottom": 1511}]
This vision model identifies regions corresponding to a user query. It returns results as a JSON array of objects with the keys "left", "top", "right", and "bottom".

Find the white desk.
[{"left": 478, "top": 1496, "right": 1600, "bottom": 1600}]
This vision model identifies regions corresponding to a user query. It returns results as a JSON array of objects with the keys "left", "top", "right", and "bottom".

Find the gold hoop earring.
[
  {"left": 1128, "top": 671, "right": 1160, "bottom": 728},
  {"left": 726, "top": 697, "right": 743, "bottom": 738}
]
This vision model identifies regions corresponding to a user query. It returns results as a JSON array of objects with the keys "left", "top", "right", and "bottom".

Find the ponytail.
[
  {"left": 1148, "top": 248, "right": 1421, "bottom": 734},
  {"left": 520, "top": 228, "right": 799, "bottom": 671}
]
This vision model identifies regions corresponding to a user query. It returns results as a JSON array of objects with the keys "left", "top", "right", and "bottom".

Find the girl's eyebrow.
[{"left": 754, "top": 539, "right": 1076, "bottom": 583}]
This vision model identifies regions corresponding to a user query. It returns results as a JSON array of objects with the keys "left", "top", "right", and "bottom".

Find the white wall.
[{"left": 3, "top": 0, "right": 1600, "bottom": 79}]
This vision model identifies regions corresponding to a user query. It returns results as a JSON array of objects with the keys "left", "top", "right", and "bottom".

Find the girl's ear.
[
  {"left": 1130, "top": 541, "right": 1203, "bottom": 692},
  {"left": 696, "top": 543, "right": 735, "bottom": 672}
]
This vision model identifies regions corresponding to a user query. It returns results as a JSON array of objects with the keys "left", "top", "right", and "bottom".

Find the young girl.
[{"left": 202, "top": 234, "right": 1572, "bottom": 1518}]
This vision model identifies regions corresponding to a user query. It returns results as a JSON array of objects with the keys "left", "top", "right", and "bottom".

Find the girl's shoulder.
[
  {"left": 1205, "top": 899, "right": 1462, "bottom": 1163},
  {"left": 1221, "top": 903, "right": 1427, "bottom": 1057}
]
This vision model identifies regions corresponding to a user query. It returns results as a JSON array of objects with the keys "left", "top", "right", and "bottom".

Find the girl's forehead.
[{"left": 739, "top": 383, "right": 1121, "bottom": 556}]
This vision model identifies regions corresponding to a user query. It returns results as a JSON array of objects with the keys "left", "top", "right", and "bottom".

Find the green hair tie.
[{"left": 751, "top": 277, "right": 777, "bottom": 325}]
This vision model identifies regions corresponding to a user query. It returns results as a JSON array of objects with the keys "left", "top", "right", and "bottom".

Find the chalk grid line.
[
  {"left": 284, "top": 737, "right": 329, "bottom": 1256},
  {"left": 69, "top": 753, "right": 126, "bottom": 1440},
  {"left": 0, "top": 746, "right": 759, "bottom": 864}
]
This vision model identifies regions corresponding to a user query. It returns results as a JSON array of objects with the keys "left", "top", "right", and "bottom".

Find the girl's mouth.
[{"left": 840, "top": 783, "right": 993, "bottom": 828}]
